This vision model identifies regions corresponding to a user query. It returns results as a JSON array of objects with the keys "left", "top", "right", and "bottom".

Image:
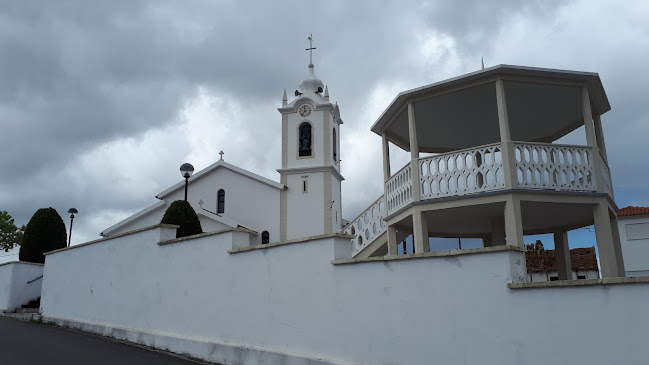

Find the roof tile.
[
  {"left": 618, "top": 206, "right": 649, "bottom": 217},
  {"left": 526, "top": 247, "right": 599, "bottom": 273}
]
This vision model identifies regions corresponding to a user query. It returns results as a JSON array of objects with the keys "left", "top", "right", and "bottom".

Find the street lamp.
[
  {"left": 67, "top": 208, "right": 78, "bottom": 247},
  {"left": 179, "top": 163, "right": 194, "bottom": 236}
]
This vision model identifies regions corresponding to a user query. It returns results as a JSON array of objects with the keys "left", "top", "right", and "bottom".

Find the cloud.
[{"left": 1, "top": 0, "right": 648, "bottom": 246}]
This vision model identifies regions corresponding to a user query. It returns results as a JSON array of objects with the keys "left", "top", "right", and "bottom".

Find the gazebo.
[{"left": 346, "top": 65, "right": 624, "bottom": 279}]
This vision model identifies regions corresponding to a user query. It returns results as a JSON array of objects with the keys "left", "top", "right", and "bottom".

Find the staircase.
[
  {"left": 1, "top": 297, "right": 42, "bottom": 321},
  {"left": 342, "top": 195, "right": 388, "bottom": 258}
]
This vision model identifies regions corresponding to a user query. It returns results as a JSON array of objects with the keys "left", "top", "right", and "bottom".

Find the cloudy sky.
[{"left": 1, "top": 0, "right": 648, "bottom": 260}]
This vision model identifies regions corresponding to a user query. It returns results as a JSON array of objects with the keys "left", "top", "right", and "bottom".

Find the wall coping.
[
  {"left": 229, "top": 233, "right": 356, "bottom": 254},
  {"left": 332, "top": 245, "right": 525, "bottom": 265},
  {"left": 0, "top": 261, "right": 44, "bottom": 268},
  {"left": 45, "top": 224, "right": 180, "bottom": 256},
  {"left": 508, "top": 276, "right": 649, "bottom": 289},
  {"left": 158, "top": 228, "right": 256, "bottom": 246}
]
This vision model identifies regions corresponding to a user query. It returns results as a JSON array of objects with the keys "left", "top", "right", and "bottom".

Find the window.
[
  {"left": 262, "top": 231, "right": 269, "bottom": 244},
  {"left": 333, "top": 128, "right": 337, "bottom": 162},
  {"left": 549, "top": 276, "right": 559, "bottom": 281},
  {"left": 577, "top": 275, "right": 586, "bottom": 280},
  {"left": 299, "top": 122, "right": 312, "bottom": 157},
  {"left": 217, "top": 189, "right": 225, "bottom": 213},
  {"left": 626, "top": 222, "right": 649, "bottom": 240}
]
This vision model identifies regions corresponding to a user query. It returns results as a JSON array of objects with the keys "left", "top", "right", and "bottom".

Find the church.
[{"left": 101, "top": 52, "right": 344, "bottom": 246}]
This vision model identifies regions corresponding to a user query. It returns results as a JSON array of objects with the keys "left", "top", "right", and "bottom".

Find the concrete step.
[{"left": 16, "top": 308, "right": 40, "bottom": 314}]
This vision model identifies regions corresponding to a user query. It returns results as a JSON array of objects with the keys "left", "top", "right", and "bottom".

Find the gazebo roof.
[{"left": 371, "top": 65, "right": 610, "bottom": 153}]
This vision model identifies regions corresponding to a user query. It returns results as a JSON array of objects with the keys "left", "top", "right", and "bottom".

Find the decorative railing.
[
  {"left": 419, "top": 143, "right": 504, "bottom": 200},
  {"left": 380, "top": 142, "right": 606, "bottom": 220},
  {"left": 596, "top": 152, "right": 614, "bottom": 199},
  {"left": 513, "top": 143, "right": 595, "bottom": 192},
  {"left": 343, "top": 196, "right": 387, "bottom": 256},
  {"left": 386, "top": 164, "right": 413, "bottom": 215}
]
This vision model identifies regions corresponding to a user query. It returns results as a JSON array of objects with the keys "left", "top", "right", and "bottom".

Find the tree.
[
  {"left": 1, "top": 211, "right": 25, "bottom": 252},
  {"left": 160, "top": 200, "right": 203, "bottom": 238},
  {"left": 19, "top": 208, "right": 67, "bottom": 264}
]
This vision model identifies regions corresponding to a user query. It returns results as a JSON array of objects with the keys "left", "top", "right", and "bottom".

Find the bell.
[{"left": 300, "top": 139, "right": 311, "bottom": 152}]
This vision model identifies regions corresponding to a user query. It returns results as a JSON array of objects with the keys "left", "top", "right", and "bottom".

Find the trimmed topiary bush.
[
  {"left": 160, "top": 200, "right": 203, "bottom": 238},
  {"left": 19, "top": 207, "right": 67, "bottom": 264}
]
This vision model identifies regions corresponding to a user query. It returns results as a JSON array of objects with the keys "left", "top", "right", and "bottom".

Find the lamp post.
[
  {"left": 179, "top": 163, "right": 194, "bottom": 236},
  {"left": 67, "top": 208, "right": 78, "bottom": 247}
]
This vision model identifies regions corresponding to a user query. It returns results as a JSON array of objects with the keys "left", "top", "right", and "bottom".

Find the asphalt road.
[{"left": 0, "top": 317, "right": 210, "bottom": 365}]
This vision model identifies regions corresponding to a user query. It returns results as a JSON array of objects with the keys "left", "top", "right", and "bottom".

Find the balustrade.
[
  {"left": 385, "top": 164, "right": 413, "bottom": 215},
  {"left": 419, "top": 143, "right": 504, "bottom": 200},
  {"left": 596, "top": 152, "right": 614, "bottom": 199},
  {"left": 343, "top": 196, "right": 387, "bottom": 256},
  {"left": 513, "top": 143, "right": 596, "bottom": 192}
]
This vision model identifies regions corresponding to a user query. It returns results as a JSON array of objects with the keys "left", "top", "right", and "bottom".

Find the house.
[
  {"left": 524, "top": 241, "right": 599, "bottom": 282},
  {"left": 618, "top": 206, "right": 649, "bottom": 277}
]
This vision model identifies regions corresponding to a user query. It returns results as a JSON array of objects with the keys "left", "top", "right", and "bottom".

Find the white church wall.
[
  {"left": 40, "top": 228, "right": 649, "bottom": 365},
  {"left": 197, "top": 214, "right": 231, "bottom": 233},
  {"left": 331, "top": 175, "right": 342, "bottom": 231},
  {"left": 166, "top": 168, "right": 280, "bottom": 245},
  {"left": 619, "top": 215, "right": 649, "bottom": 277},
  {"left": 106, "top": 203, "right": 168, "bottom": 237},
  {"left": 0, "top": 262, "right": 44, "bottom": 312},
  {"left": 286, "top": 173, "right": 325, "bottom": 240}
]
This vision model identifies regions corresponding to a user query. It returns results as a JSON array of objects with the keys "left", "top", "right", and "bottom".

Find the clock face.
[{"left": 298, "top": 104, "right": 312, "bottom": 117}]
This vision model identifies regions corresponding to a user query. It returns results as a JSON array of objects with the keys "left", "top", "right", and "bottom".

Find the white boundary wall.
[
  {"left": 41, "top": 225, "right": 649, "bottom": 365},
  {"left": 0, "top": 261, "right": 44, "bottom": 312}
]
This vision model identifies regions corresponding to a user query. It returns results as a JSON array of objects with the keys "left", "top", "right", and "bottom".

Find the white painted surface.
[
  {"left": 331, "top": 175, "right": 342, "bottom": 231},
  {"left": 41, "top": 227, "right": 649, "bottom": 365},
  {"left": 619, "top": 216, "right": 649, "bottom": 277},
  {"left": 527, "top": 270, "right": 599, "bottom": 282},
  {"left": 285, "top": 101, "right": 330, "bottom": 169},
  {"left": 285, "top": 173, "right": 325, "bottom": 240},
  {"left": 0, "top": 262, "right": 44, "bottom": 312},
  {"left": 104, "top": 165, "right": 281, "bottom": 246}
]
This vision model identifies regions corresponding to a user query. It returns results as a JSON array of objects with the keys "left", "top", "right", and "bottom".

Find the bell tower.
[{"left": 277, "top": 36, "right": 344, "bottom": 241}]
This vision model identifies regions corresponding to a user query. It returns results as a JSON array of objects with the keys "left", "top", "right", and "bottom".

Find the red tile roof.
[
  {"left": 526, "top": 247, "right": 599, "bottom": 273},
  {"left": 618, "top": 206, "right": 649, "bottom": 217}
]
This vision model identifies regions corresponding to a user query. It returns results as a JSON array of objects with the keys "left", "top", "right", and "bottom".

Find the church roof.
[{"left": 156, "top": 160, "right": 285, "bottom": 199}]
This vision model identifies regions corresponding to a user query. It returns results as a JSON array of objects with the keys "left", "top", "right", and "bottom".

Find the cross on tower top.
[
  {"left": 305, "top": 34, "right": 316, "bottom": 65},
  {"left": 219, "top": 150, "right": 224, "bottom": 161}
]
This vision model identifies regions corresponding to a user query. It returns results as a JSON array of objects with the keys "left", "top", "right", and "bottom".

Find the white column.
[
  {"left": 408, "top": 102, "right": 421, "bottom": 202},
  {"left": 582, "top": 87, "right": 604, "bottom": 193},
  {"left": 593, "top": 202, "right": 623, "bottom": 277},
  {"left": 382, "top": 133, "right": 391, "bottom": 181},
  {"left": 593, "top": 114, "right": 608, "bottom": 163},
  {"left": 387, "top": 225, "right": 398, "bottom": 256},
  {"left": 610, "top": 215, "right": 626, "bottom": 277},
  {"left": 554, "top": 229, "right": 572, "bottom": 280},
  {"left": 496, "top": 80, "right": 517, "bottom": 189},
  {"left": 412, "top": 210, "right": 429, "bottom": 253},
  {"left": 582, "top": 87, "right": 597, "bottom": 148},
  {"left": 504, "top": 195, "right": 524, "bottom": 247}
]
